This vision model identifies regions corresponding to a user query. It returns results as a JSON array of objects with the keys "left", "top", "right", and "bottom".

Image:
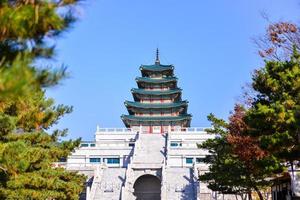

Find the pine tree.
[
  {"left": 0, "top": 0, "right": 86, "bottom": 199},
  {"left": 245, "top": 49, "right": 300, "bottom": 179}
]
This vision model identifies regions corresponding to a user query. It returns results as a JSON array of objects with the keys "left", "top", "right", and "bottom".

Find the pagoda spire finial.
[{"left": 155, "top": 48, "right": 160, "bottom": 65}]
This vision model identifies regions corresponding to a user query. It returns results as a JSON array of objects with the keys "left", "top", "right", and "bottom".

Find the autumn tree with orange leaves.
[
  {"left": 255, "top": 21, "right": 300, "bottom": 60},
  {"left": 199, "top": 106, "right": 283, "bottom": 200}
]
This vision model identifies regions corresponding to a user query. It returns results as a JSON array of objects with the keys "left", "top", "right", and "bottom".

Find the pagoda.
[{"left": 121, "top": 49, "right": 192, "bottom": 133}]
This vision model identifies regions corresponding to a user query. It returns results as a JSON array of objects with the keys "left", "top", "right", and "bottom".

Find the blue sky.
[{"left": 47, "top": 0, "right": 300, "bottom": 140}]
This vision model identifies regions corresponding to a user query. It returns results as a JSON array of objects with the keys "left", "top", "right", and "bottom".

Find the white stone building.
[
  {"left": 66, "top": 127, "right": 217, "bottom": 200},
  {"left": 64, "top": 51, "right": 233, "bottom": 200}
]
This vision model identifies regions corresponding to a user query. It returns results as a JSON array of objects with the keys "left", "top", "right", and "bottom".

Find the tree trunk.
[
  {"left": 248, "top": 191, "right": 252, "bottom": 200},
  {"left": 241, "top": 193, "right": 248, "bottom": 200},
  {"left": 254, "top": 186, "right": 264, "bottom": 200},
  {"left": 290, "top": 160, "right": 295, "bottom": 181}
]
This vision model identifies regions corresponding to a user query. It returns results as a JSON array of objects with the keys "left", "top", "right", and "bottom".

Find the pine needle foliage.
[{"left": 0, "top": 0, "right": 86, "bottom": 199}]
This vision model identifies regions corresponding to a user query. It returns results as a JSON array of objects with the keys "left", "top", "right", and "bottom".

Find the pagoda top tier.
[
  {"left": 139, "top": 48, "right": 174, "bottom": 77},
  {"left": 140, "top": 64, "right": 174, "bottom": 77},
  {"left": 139, "top": 64, "right": 174, "bottom": 72}
]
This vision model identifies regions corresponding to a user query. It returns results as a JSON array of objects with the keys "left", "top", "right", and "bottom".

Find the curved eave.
[
  {"left": 135, "top": 77, "right": 177, "bottom": 84},
  {"left": 121, "top": 114, "right": 192, "bottom": 122},
  {"left": 124, "top": 101, "right": 188, "bottom": 109},
  {"left": 139, "top": 64, "right": 174, "bottom": 72},
  {"left": 131, "top": 88, "right": 182, "bottom": 96}
]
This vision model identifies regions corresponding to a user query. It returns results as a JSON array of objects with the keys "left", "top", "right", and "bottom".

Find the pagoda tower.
[{"left": 121, "top": 49, "right": 192, "bottom": 133}]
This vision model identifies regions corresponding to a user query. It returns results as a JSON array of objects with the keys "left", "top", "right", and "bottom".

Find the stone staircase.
[
  {"left": 121, "top": 164, "right": 136, "bottom": 200},
  {"left": 90, "top": 167, "right": 126, "bottom": 200},
  {"left": 131, "top": 133, "right": 166, "bottom": 168},
  {"left": 164, "top": 167, "right": 197, "bottom": 200}
]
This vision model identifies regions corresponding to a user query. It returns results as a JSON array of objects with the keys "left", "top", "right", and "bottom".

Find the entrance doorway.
[{"left": 133, "top": 174, "right": 161, "bottom": 200}]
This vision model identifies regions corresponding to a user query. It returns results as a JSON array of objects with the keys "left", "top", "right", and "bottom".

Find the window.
[
  {"left": 186, "top": 158, "right": 193, "bottom": 164},
  {"left": 89, "top": 158, "right": 101, "bottom": 163},
  {"left": 80, "top": 143, "right": 89, "bottom": 147},
  {"left": 170, "top": 142, "right": 182, "bottom": 147},
  {"left": 90, "top": 143, "right": 96, "bottom": 147},
  {"left": 105, "top": 158, "right": 120, "bottom": 164},
  {"left": 196, "top": 157, "right": 205, "bottom": 163},
  {"left": 170, "top": 142, "right": 177, "bottom": 147}
]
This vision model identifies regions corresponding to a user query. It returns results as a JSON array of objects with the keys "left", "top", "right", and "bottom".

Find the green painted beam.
[
  {"left": 131, "top": 88, "right": 182, "bottom": 95},
  {"left": 121, "top": 114, "right": 192, "bottom": 122},
  {"left": 135, "top": 77, "right": 177, "bottom": 83},
  {"left": 124, "top": 101, "right": 188, "bottom": 109},
  {"left": 139, "top": 64, "right": 173, "bottom": 72}
]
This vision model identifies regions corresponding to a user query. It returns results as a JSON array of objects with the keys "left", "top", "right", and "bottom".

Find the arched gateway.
[{"left": 133, "top": 174, "right": 161, "bottom": 200}]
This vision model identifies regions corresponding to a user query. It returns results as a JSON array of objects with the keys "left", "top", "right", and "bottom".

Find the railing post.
[
  {"left": 191, "top": 163, "right": 199, "bottom": 200},
  {"left": 86, "top": 185, "right": 90, "bottom": 200}
]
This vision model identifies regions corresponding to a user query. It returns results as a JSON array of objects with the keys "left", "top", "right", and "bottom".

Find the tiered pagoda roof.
[
  {"left": 131, "top": 88, "right": 182, "bottom": 95},
  {"left": 121, "top": 49, "right": 192, "bottom": 129},
  {"left": 136, "top": 77, "right": 177, "bottom": 83},
  {"left": 140, "top": 64, "right": 174, "bottom": 72},
  {"left": 125, "top": 101, "right": 188, "bottom": 109},
  {"left": 121, "top": 115, "right": 191, "bottom": 122}
]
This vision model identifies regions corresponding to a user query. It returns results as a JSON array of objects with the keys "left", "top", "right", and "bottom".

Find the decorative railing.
[
  {"left": 64, "top": 163, "right": 102, "bottom": 169},
  {"left": 192, "top": 163, "right": 200, "bottom": 200},
  {"left": 52, "top": 162, "right": 103, "bottom": 172},
  {"left": 121, "top": 165, "right": 133, "bottom": 200},
  {"left": 89, "top": 165, "right": 105, "bottom": 200},
  {"left": 120, "top": 133, "right": 140, "bottom": 199},
  {"left": 161, "top": 158, "right": 168, "bottom": 200},
  {"left": 170, "top": 127, "right": 211, "bottom": 133},
  {"left": 130, "top": 132, "right": 141, "bottom": 163},
  {"left": 165, "top": 133, "right": 169, "bottom": 165},
  {"left": 96, "top": 127, "right": 135, "bottom": 133},
  {"left": 79, "top": 141, "right": 96, "bottom": 148},
  {"left": 120, "top": 185, "right": 126, "bottom": 200},
  {"left": 95, "top": 127, "right": 211, "bottom": 133}
]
